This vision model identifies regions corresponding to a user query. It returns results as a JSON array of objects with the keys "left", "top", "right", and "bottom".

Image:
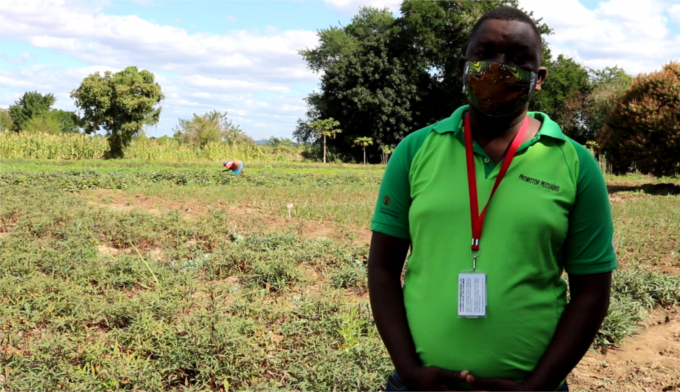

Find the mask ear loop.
[
  {"left": 462, "top": 61, "right": 470, "bottom": 93},
  {"left": 527, "top": 71, "right": 538, "bottom": 100}
]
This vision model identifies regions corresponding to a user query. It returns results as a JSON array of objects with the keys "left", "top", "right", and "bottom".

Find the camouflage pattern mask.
[{"left": 463, "top": 61, "right": 537, "bottom": 117}]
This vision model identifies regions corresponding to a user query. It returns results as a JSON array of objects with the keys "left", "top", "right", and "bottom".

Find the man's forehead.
[{"left": 468, "top": 19, "right": 540, "bottom": 51}]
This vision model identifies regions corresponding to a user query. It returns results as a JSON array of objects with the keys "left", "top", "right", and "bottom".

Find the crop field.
[{"left": 1, "top": 159, "right": 679, "bottom": 391}]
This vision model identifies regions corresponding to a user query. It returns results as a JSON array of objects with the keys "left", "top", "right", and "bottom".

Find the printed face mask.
[{"left": 463, "top": 61, "right": 537, "bottom": 117}]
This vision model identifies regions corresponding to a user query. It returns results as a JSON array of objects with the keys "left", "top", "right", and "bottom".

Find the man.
[
  {"left": 222, "top": 159, "right": 245, "bottom": 175},
  {"left": 368, "top": 7, "right": 616, "bottom": 392}
]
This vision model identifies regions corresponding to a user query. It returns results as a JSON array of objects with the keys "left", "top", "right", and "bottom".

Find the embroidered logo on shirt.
[
  {"left": 384, "top": 195, "right": 390, "bottom": 206},
  {"left": 519, "top": 174, "right": 560, "bottom": 192}
]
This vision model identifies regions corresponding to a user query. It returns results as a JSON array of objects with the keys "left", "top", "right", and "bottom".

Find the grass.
[{"left": 1, "top": 159, "right": 679, "bottom": 390}]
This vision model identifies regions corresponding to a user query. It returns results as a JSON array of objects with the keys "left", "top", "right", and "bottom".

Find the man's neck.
[{"left": 467, "top": 106, "right": 528, "bottom": 146}]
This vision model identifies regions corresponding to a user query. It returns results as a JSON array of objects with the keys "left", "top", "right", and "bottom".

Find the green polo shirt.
[{"left": 371, "top": 105, "right": 617, "bottom": 384}]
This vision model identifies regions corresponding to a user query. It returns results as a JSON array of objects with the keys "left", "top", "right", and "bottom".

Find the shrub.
[{"left": 598, "top": 62, "right": 680, "bottom": 177}]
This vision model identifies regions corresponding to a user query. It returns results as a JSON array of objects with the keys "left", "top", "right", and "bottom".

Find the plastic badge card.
[{"left": 458, "top": 272, "right": 487, "bottom": 318}]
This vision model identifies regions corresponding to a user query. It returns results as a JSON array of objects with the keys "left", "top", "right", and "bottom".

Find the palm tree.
[
  {"left": 309, "top": 118, "right": 342, "bottom": 163},
  {"left": 353, "top": 137, "right": 373, "bottom": 164},
  {"left": 379, "top": 144, "right": 395, "bottom": 164}
]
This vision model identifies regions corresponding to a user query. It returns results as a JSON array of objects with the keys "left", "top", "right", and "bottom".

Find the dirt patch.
[
  {"left": 81, "top": 189, "right": 209, "bottom": 219},
  {"left": 80, "top": 189, "right": 372, "bottom": 245},
  {"left": 569, "top": 307, "right": 680, "bottom": 391}
]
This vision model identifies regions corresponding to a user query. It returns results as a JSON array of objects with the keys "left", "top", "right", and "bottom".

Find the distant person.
[
  {"left": 222, "top": 159, "right": 245, "bottom": 175},
  {"left": 368, "top": 6, "right": 616, "bottom": 392}
]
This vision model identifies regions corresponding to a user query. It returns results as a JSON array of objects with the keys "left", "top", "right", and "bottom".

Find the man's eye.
[{"left": 512, "top": 54, "right": 529, "bottom": 63}]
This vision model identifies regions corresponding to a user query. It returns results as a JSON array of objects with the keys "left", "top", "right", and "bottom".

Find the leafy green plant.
[{"left": 598, "top": 62, "right": 680, "bottom": 177}]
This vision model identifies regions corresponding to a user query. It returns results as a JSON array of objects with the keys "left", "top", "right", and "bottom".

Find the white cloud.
[
  {"left": 0, "top": 0, "right": 321, "bottom": 139},
  {"left": 132, "top": 0, "right": 160, "bottom": 7},
  {"left": 519, "top": 0, "right": 680, "bottom": 75},
  {"left": 323, "top": 0, "right": 401, "bottom": 14}
]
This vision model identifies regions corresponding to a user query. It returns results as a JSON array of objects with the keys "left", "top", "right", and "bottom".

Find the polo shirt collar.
[{"left": 432, "top": 105, "right": 567, "bottom": 142}]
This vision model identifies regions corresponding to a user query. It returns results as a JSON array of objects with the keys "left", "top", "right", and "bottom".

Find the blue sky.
[{"left": 1, "top": 0, "right": 679, "bottom": 140}]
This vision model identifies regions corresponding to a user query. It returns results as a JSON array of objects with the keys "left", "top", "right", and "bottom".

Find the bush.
[{"left": 598, "top": 62, "right": 680, "bottom": 177}]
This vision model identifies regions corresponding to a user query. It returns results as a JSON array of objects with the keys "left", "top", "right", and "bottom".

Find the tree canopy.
[
  {"left": 598, "top": 62, "right": 680, "bottom": 177},
  {"left": 295, "top": 0, "right": 555, "bottom": 162},
  {"left": 71, "top": 66, "right": 164, "bottom": 158},
  {"left": 173, "top": 110, "right": 245, "bottom": 147},
  {"left": 8, "top": 91, "right": 79, "bottom": 134}
]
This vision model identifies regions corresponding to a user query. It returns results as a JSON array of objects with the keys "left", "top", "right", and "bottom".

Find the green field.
[{"left": 1, "top": 159, "right": 679, "bottom": 391}]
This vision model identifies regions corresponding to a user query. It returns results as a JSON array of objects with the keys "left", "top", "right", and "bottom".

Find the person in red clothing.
[{"left": 222, "top": 159, "right": 245, "bottom": 175}]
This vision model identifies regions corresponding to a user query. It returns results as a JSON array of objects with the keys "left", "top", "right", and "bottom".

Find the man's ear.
[{"left": 534, "top": 67, "right": 548, "bottom": 92}]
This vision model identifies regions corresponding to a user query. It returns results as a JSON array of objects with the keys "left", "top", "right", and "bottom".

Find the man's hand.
[
  {"left": 400, "top": 366, "right": 470, "bottom": 391},
  {"left": 464, "top": 374, "right": 529, "bottom": 391}
]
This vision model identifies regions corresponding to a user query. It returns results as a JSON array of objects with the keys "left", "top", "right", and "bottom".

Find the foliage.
[
  {"left": 268, "top": 136, "right": 295, "bottom": 147},
  {"left": 310, "top": 118, "right": 342, "bottom": 163},
  {"left": 598, "top": 62, "right": 680, "bottom": 177},
  {"left": 0, "top": 132, "right": 303, "bottom": 162},
  {"left": 8, "top": 91, "right": 56, "bottom": 132},
  {"left": 0, "top": 158, "right": 679, "bottom": 390},
  {"left": 0, "top": 184, "right": 388, "bottom": 391},
  {"left": 594, "top": 269, "right": 680, "bottom": 347},
  {"left": 531, "top": 55, "right": 592, "bottom": 143},
  {"left": 0, "top": 108, "right": 14, "bottom": 132},
  {"left": 173, "top": 110, "right": 245, "bottom": 147},
  {"left": 379, "top": 144, "right": 395, "bottom": 164},
  {"left": 297, "top": 1, "right": 552, "bottom": 161},
  {"left": 71, "top": 66, "right": 164, "bottom": 158},
  {"left": 7, "top": 91, "right": 80, "bottom": 134},
  {"left": 586, "top": 67, "right": 632, "bottom": 140},
  {"left": 22, "top": 113, "right": 62, "bottom": 134},
  {"left": 353, "top": 137, "right": 374, "bottom": 164}
]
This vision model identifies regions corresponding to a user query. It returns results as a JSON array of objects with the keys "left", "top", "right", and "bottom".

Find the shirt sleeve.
[
  {"left": 370, "top": 128, "right": 431, "bottom": 239},
  {"left": 563, "top": 141, "right": 618, "bottom": 275}
]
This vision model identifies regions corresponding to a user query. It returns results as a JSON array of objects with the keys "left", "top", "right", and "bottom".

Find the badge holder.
[{"left": 457, "top": 250, "right": 487, "bottom": 318}]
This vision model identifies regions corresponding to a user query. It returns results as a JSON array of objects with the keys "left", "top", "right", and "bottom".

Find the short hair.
[{"left": 469, "top": 7, "right": 542, "bottom": 44}]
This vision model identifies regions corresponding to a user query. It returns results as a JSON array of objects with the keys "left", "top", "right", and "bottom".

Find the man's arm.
[
  {"left": 368, "top": 231, "right": 468, "bottom": 391},
  {"left": 467, "top": 271, "right": 612, "bottom": 391}
]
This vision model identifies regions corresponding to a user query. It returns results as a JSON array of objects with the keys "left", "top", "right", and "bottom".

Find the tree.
[
  {"left": 586, "top": 67, "right": 632, "bottom": 139},
  {"left": 8, "top": 92, "right": 80, "bottom": 134},
  {"left": 354, "top": 137, "right": 374, "bottom": 164},
  {"left": 598, "top": 62, "right": 680, "bottom": 177},
  {"left": 530, "top": 55, "right": 592, "bottom": 143},
  {"left": 297, "top": 1, "right": 553, "bottom": 161},
  {"left": 268, "top": 136, "right": 295, "bottom": 147},
  {"left": 71, "top": 66, "right": 164, "bottom": 158},
  {"left": 379, "top": 143, "right": 395, "bottom": 164},
  {"left": 173, "top": 110, "right": 243, "bottom": 147},
  {"left": 309, "top": 118, "right": 342, "bottom": 163},
  {"left": 8, "top": 91, "right": 55, "bottom": 132},
  {"left": 0, "top": 109, "right": 13, "bottom": 132}
]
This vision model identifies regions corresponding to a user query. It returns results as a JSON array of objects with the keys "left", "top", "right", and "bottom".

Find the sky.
[{"left": 1, "top": 0, "right": 679, "bottom": 140}]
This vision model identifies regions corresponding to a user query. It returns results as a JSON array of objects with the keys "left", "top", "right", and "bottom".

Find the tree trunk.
[
  {"left": 363, "top": 147, "right": 366, "bottom": 164},
  {"left": 323, "top": 135, "right": 327, "bottom": 164}
]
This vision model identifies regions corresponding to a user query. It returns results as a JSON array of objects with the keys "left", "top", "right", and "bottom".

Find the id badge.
[{"left": 457, "top": 271, "right": 487, "bottom": 318}]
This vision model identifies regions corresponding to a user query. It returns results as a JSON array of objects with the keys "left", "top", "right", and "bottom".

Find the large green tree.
[
  {"left": 530, "top": 55, "right": 592, "bottom": 143},
  {"left": 71, "top": 66, "right": 164, "bottom": 158},
  {"left": 8, "top": 92, "right": 80, "bottom": 134},
  {"left": 8, "top": 91, "right": 55, "bottom": 132},
  {"left": 598, "top": 62, "right": 680, "bottom": 177},
  {"left": 296, "top": 0, "right": 553, "bottom": 162}
]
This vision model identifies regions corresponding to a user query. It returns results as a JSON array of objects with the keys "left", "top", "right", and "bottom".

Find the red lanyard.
[{"left": 465, "top": 114, "right": 530, "bottom": 252}]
